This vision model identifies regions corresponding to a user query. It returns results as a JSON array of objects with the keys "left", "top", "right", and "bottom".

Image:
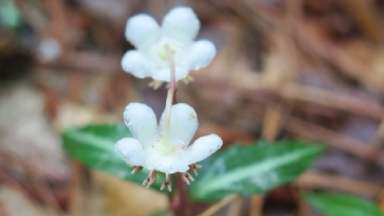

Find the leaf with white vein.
[
  {"left": 189, "top": 140, "right": 323, "bottom": 201},
  {"left": 62, "top": 124, "right": 163, "bottom": 190}
]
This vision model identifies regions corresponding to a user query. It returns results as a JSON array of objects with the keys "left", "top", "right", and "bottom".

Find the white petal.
[
  {"left": 160, "top": 103, "right": 198, "bottom": 147},
  {"left": 125, "top": 14, "right": 161, "bottom": 49},
  {"left": 121, "top": 50, "right": 151, "bottom": 78},
  {"left": 186, "top": 134, "right": 223, "bottom": 164},
  {"left": 151, "top": 64, "right": 189, "bottom": 82},
  {"left": 162, "top": 7, "right": 200, "bottom": 43},
  {"left": 188, "top": 40, "right": 216, "bottom": 71},
  {"left": 124, "top": 103, "right": 158, "bottom": 146},
  {"left": 145, "top": 148, "right": 190, "bottom": 174},
  {"left": 115, "top": 138, "right": 145, "bottom": 166}
]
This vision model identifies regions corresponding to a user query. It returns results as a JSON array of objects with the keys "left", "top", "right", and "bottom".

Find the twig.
[
  {"left": 227, "top": 196, "right": 243, "bottom": 216},
  {"left": 297, "top": 171, "right": 383, "bottom": 198},
  {"left": 262, "top": 105, "right": 283, "bottom": 141},
  {"left": 0, "top": 202, "right": 6, "bottom": 216},
  {"left": 0, "top": 153, "right": 63, "bottom": 214},
  {"left": 196, "top": 76, "right": 384, "bottom": 121},
  {"left": 286, "top": 116, "right": 381, "bottom": 161},
  {"left": 293, "top": 19, "right": 384, "bottom": 93},
  {"left": 249, "top": 196, "right": 264, "bottom": 216},
  {"left": 282, "top": 84, "right": 384, "bottom": 120},
  {"left": 41, "top": 0, "right": 72, "bottom": 47},
  {"left": 23, "top": 161, "right": 61, "bottom": 215},
  {"left": 342, "top": 0, "right": 383, "bottom": 43},
  {"left": 197, "top": 194, "right": 239, "bottom": 216},
  {"left": 37, "top": 51, "right": 120, "bottom": 74},
  {"left": 297, "top": 193, "right": 311, "bottom": 216},
  {"left": 377, "top": 190, "right": 384, "bottom": 212},
  {"left": 373, "top": 120, "right": 384, "bottom": 147},
  {"left": 68, "top": 162, "right": 91, "bottom": 216}
]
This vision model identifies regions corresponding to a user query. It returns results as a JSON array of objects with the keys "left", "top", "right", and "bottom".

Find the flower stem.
[
  {"left": 162, "top": 58, "right": 177, "bottom": 140},
  {"left": 170, "top": 175, "right": 189, "bottom": 216}
]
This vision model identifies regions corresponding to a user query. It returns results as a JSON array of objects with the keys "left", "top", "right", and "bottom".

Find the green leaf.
[
  {"left": 189, "top": 140, "right": 323, "bottom": 201},
  {"left": 0, "top": 0, "right": 21, "bottom": 28},
  {"left": 62, "top": 124, "right": 163, "bottom": 190},
  {"left": 305, "top": 192, "right": 384, "bottom": 216}
]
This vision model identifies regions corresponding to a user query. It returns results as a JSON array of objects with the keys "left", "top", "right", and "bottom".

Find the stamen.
[
  {"left": 160, "top": 182, "right": 165, "bottom": 191},
  {"left": 182, "top": 75, "right": 194, "bottom": 85},
  {"left": 148, "top": 80, "right": 163, "bottom": 89},
  {"left": 189, "top": 163, "right": 202, "bottom": 176},
  {"left": 131, "top": 166, "right": 142, "bottom": 174},
  {"left": 185, "top": 172, "right": 194, "bottom": 182},
  {"left": 142, "top": 170, "right": 156, "bottom": 188},
  {"left": 160, "top": 174, "right": 172, "bottom": 192},
  {"left": 189, "top": 165, "right": 198, "bottom": 176},
  {"left": 181, "top": 172, "right": 194, "bottom": 185},
  {"left": 167, "top": 183, "right": 172, "bottom": 192},
  {"left": 181, "top": 174, "right": 190, "bottom": 185}
]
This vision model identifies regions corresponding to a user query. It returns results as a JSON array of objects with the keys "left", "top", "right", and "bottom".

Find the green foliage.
[
  {"left": 62, "top": 124, "right": 164, "bottom": 190},
  {"left": 189, "top": 140, "right": 323, "bottom": 202},
  {"left": 0, "top": 0, "right": 20, "bottom": 28},
  {"left": 305, "top": 192, "right": 384, "bottom": 216},
  {"left": 62, "top": 124, "right": 322, "bottom": 202}
]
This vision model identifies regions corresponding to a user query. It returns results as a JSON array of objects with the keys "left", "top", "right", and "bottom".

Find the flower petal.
[
  {"left": 162, "top": 7, "right": 200, "bottom": 43},
  {"left": 160, "top": 103, "right": 198, "bottom": 147},
  {"left": 124, "top": 103, "right": 158, "bottom": 146},
  {"left": 145, "top": 148, "right": 190, "bottom": 174},
  {"left": 151, "top": 64, "right": 189, "bottom": 82},
  {"left": 115, "top": 138, "right": 145, "bottom": 166},
  {"left": 121, "top": 50, "right": 152, "bottom": 78},
  {"left": 125, "top": 14, "right": 161, "bottom": 50},
  {"left": 188, "top": 40, "right": 216, "bottom": 71},
  {"left": 186, "top": 134, "right": 223, "bottom": 164}
]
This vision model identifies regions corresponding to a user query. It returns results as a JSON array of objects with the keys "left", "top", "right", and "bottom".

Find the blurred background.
[{"left": 0, "top": 0, "right": 384, "bottom": 215}]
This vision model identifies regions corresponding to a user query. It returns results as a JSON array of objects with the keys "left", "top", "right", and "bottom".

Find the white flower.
[
  {"left": 115, "top": 102, "right": 222, "bottom": 175},
  {"left": 121, "top": 7, "right": 216, "bottom": 82}
]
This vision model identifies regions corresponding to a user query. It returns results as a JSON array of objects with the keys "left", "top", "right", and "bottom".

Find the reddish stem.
[{"left": 170, "top": 175, "right": 189, "bottom": 216}]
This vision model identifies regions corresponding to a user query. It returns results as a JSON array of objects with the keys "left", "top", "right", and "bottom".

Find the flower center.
[
  {"left": 150, "top": 38, "right": 182, "bottom": 67},
  {"left": 155, "top": 138, "right": 176, "bottom": 155},
  {"left": 158, "top": 43, "right": 175, "bottom": 61}
]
